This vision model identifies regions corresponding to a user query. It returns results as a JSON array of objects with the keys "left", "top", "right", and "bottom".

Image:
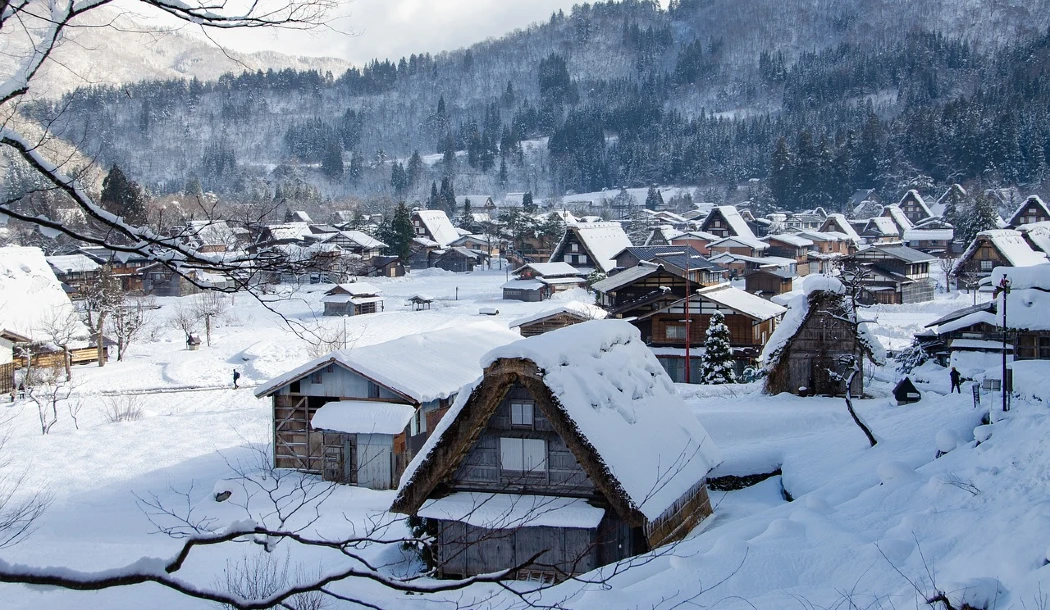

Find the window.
[
  {"left": 309, "top": 370, "right": 323, "bottom": 384},
  {"left": 578, "top": 254, "right": 588, "bottom": 264},
  {"left": 413, "top": 408, "right": 427, "bottom": 435},
  {"left": 980, "top": 260, "right": 994, "bottom": 272},
  {"left": 511, "top": 401, "right": 534, "bottom": 426},
  {"left": 570, "top": 243, "right": 579, "bottom": 253},
  {"left": 368, "top": 381, "right": 381, "bottom": 399},
  {"left": 500, "top": 438, "right": 546, "bottom": 472},
  {"left": 1039, "top": 337, "right": 1050, "bottom": 359},
  {"left": 289, "top": 380, "right": 300, "bottom": 393},
  {"left": 665, "top": 324, "right": 686, "bottom": 340}
]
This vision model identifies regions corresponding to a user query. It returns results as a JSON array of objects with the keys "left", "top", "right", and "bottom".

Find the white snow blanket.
[
  {"left": 0, "top": 246, "right": 88, "bottom": 341},
  {"left": 418, "top": 492, "right": 605, "bottom": 529},
  {"left": 311, "top": 401, "right": 415, "bottom": 435}
]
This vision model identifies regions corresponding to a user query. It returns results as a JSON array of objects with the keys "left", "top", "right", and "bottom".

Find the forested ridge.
[{"left": 24, "top": 0, "right": 1050, "bottom": 210}]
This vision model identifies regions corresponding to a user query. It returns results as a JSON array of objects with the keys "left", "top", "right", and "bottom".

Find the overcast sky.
[{"left": 208, "top": 0, "right": 585, "bottom": 65}]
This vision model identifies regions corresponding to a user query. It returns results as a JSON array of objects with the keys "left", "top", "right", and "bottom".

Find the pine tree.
[
  {"left": 644, "top": 186, "right": 662, "bottom": 210},
  {"left": 389, "top": 202, "right": 415, "bottom": 261},
  {"left": 522, "top": 191, "right": 536, "bottom": 214},
  {"left": 699, "top": 311, "right": 736, "bottom": 385},
  {"left": 428, "top": 182, "right": 440, "bottom": 209},
  {"left": 100, "top": 164, "right": 146, "bottom": 224},
  {"left": 321, "top": 141, "right": 344, "bottom": 180}
]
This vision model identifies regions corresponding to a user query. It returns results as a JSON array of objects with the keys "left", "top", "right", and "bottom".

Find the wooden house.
[
  {"left": 408, "top": 238, "right": 443, "bottom": 270},
  {"left": 931, "top": 184, "right": 966, "bottom": 218},
  {"left": 1007, "top": 196, "right": 1050, "bottom": 228},
  {"left": 669, "top": 231, "right": 719, "bottom": 255},
  {"left": 79, "top": 247, "right": 151, "bottom": 293},
  {"left": 433, "top": 247, "right": 486, "bottom": 273},
  {"left": 761, "top": 277, "right": 884, "bottom": 396},
  {"left": 630, "top": 284, "right": 786, "bottom": 382},
  {"left": 880, "top": 204, "right": 915, "bottom": 235},
  {"left": 321, "top": 283, "right": 383, "bottom": 316},
  {"left": 819, "top": 214, "right": 862, "bottom": 244},
  {"left": 0, "top": 329, "right": 30, "bottom": 396},
  {"left": 611, "top": 246, "right": 726, "bottom": 286},
  {"left": 860, "top": 217, "right": 901, "bottom": 244},
  {"left": 850, "top": 245, "right": 936, "bottom": 304},
  {"left": 548, "top": 222, "right": 633, "bottom": 274},
  {"left": 391, "top": 321, "right": 721, "bottom": 582},
  {"left": 509, "top": 302, "right": 607, "bottom": 337},
  {"left": 763, "top": 233, "right": 815, "bottom": 273},
  {"left": 449, "top": 234, "right": 501, "bottom": 259},
  {"left": 952, "top": 229, "right": 1047, "bottom": 285},
  {"left": 46, "top": 254, "right": 101, "bottom": 298},
  {"left": 991, "top": 266, "right": 1050, "bottom": 362},
  {"left": 412, "top": 210, "right": 460, "bottom": 247},
  {"left": 175, "top": 220, "right": 248, "bottom": 253},
  {"left": 746, "top": 268, "right": 795, "bottom": 298},
  {"left": 502, "top": 263, "right": 585, "bottom": 302},
  {"left": 363, "top": 256, "right": 406, "bottom": 278},
  {"left": 254, "top": 323, "right": 521, "bottom": 489},
  {"left": 848, "top": 189, "right": 881, "bottom": 216},
  {"left": 699, "top": 205, "right": 756, "bottom": 239},
  {"left": 707, "top": 236, "right": 769, "bottom": 258},
  {"left": 309, "top": 230, "right": 387, "bottom": 259},
  {"left": 642, "top": 225, "right": 683, "bottom": 246},
  {"left": 895, "top": 190, "right": 933, "bottom": 225}
]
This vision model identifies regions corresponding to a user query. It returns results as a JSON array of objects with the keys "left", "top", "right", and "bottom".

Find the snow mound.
[
  {"left": 936, "top": 429, "right": 959, "bottom": 454},
  {"left": 877, "top": 461, "right": 917, "bottom": 486}
]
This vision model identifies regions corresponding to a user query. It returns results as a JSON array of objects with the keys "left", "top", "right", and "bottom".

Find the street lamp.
[{"left": 993, "top": 274, "right": 1011, "bottom": 412}]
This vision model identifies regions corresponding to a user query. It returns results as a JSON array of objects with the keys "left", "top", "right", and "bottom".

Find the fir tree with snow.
[{"left": 700, "top": 311, "right": 736, "bottom": 384}]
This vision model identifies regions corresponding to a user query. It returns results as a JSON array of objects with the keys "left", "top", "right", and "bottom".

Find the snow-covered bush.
[
  {"left": 895, "top": 339, "right": 931, "bottom": 375},
  {"left": 700, "top": 311, "right": 736, "bottom": 384}
]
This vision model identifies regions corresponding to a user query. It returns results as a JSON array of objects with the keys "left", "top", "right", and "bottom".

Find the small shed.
[
  {"left": 893, "top": 377, "right": 922, "bottom": 405},
  {"left": 310, "top": 401, "right": 416, "bottom": 489},
  {"left": 366, "top": 256, "right": 406, "bottom": 278},
  {"left": 409, "top": 294, "right": 434, "bottom": 311},
  {"left": 509, "top": 302, "right": 608, "bottom": 337},
  {"left": 321, "top": 283, "right": 384, "bottom": 316},
  {"left": 433, "top": 247, "right": 486, "bottom": 273},
  {"left": 761, "top": 276, "right": 886, "bottom": 396},
  {"left": 392, "top": 321, "right": 721, "bottom": 583}
]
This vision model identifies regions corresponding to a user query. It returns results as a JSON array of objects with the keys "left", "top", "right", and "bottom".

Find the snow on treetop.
[
  {"left": 0, "top": 246, "right": 88, "bottom": 341},
  {"left": 481, "top": 319, "right": 722, "bottom": 520}
]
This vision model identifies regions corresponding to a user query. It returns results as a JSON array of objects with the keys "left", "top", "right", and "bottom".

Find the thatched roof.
[{"left": 392, "top": 321, "right": 721, "bottom": 528}]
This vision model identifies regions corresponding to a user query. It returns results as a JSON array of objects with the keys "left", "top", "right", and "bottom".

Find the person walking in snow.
[
  {"left": 949, "top": 367, "right": 962, "bottom": 393},
  {"left": 233, "top": 369, "right": 241, "bottom": 389}
]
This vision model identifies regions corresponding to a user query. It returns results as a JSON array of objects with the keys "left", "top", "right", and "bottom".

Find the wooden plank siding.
[{"left": 516, "top": 313, "right": 591, "bottom": 337}]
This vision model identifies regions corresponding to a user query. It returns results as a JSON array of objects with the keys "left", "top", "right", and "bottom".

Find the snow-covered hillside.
[{"left": 1, "top": 268, "right": 1046, "bottom": 609}]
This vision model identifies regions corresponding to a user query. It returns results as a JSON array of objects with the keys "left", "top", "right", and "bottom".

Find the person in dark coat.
[
  {"left": 233, "top": 369, "right": 241, "bottom": 389},
  {"left": 950, "top": 367, "right": 962, "bottom": 393}
]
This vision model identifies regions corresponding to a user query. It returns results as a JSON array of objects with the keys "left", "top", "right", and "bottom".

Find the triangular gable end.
[{"left": 391, "top": 357, "right": 646, "bottom": 528}]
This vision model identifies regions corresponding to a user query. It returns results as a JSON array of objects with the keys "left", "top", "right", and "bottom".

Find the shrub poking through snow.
[
  {"left": 102, "top": 395, "right": 144, "bottom": 423},
  {"left": 700, "top": 311, "right": 736, "bottom": 384}
]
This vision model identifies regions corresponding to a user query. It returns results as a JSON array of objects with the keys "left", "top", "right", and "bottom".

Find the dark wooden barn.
[
  {"left": 893, "top": 377, "right": 922, "bottom": 405},
  {"left": 392, "top": 320, "right": 721, "bottom": 583},
  {"left": 761, "top": 278, "right": 885, "bottom": 397}
]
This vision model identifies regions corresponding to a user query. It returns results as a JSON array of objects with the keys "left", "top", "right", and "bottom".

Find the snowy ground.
[{"left": 2, "top": 269, "right": 1043, "bottom": 610}]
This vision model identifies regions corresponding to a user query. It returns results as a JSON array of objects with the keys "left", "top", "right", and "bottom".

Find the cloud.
[{"left": 211, "top": 0, "right": 580, "bottom": 64}]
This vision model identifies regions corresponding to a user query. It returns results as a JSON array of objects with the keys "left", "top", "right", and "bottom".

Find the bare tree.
[
  {"left": 168, "top": 300, "right": 200, "bottom": 343},
  {"left": 36, "top": 306, "right": 83, "bottom": 380},
  {"left": 111, "top": 295, "right": 154, "bottom": 361},
  {"left": 78, "top": 265, "right": 123, "bottom": 367},
  {"left": 193, "top": 291, "right": 228, "bottom": 347},
  {"left": 22, "top": 364, "right": 76, "bottom": 435},
  {"left": 938, "top": 252, "right": 957, "bottom": 293}
]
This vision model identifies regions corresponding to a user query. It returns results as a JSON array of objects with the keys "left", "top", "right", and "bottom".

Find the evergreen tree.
[
  {"left": 406, "top": 151, "right": 424, "bottom": 186},
  {"left": 498, "top": 156, "right": 508, "bottom": 186},
  {"left": 458, "top": 199, "right": 476, "bottom": 231},
  {"left": 428, "top": 181, "right": 440, "bottom": 209},
  {"left": 769, "top": 137, "right": 794, "bottom": 209},
  {"left": 959, "top": 188, "right": 1000, "bottom": 244},
  {"left": 321, "top": 141, "right": 344, "bottom": 180},
  {"left": 389, "top": 202, "right": 415, "bottom": 261},
  {"left": 699, "top": 311, "right": 736, "bottom": 385},
  {"left": 439, "top": 177, "right": 457, "bottom": 215},
  {"left": 522, "top": 191, "right": 536, "bottom": 214},
  {"left": 390, "top": 161, "right": 408, "bottom": 197},
  {"left": 347, "top": 151, "right": 364, "bottom": 185},
  {"left": 100, "top": 164, "right": 146, "bottom": 224},
  {"left": 644, "top": 186, "right": 663, "bottom": 210}
]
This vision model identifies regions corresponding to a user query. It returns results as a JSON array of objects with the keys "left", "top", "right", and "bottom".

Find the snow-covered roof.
[
  {"left": 311, "top": 401, "right": 415, "bottom": 435},
  {"left": 709, "top": 206, "right": 756, "bottom": 240},
  {"left": 514, "top": 262, "right": 580, "bottom": 277},
  {"left": 501, "top": 279, "right": 545, "bottom": 291},
  {"left": 697, "top": 285, "right": 787, "bottom": 321},
  {"left": 0, "top": 247, "right": 89, "bottom": 341},
  {"left": 264, "top": 222, "right": 312, "bottom": 243},
  {"left": 325, "top": 283, "right": 381, "bottom": 297},
  {"left": 46, "top": 254, "right": 100, "bottom": 274},
  {"left": 419, "top": 493, "right": 605, "bottom": 530},
  {"left": 993, "top": 264, "right": 1050, "bottom": 331},
  {"left": 182, "top": 220, "right": 240, "bottom": 247},
  {"left": 822, "top": 214, "right": 862, "bottom": 242},
  {"left": 644, "top": 225, "right": 684, "bottom": 246},
  {"left": 398, "top": 320, "right": 721, "bottom": 522},
  {"left": 509, "top": 301, "right": 608, "bottom": 329},
  {"left": 760, "top": 275, "right": 885, "bottom": 371},
  {"left": 672, "top": 230, "right": 720, "bottom": 242},
  {"left": 554, "top": 222, "right": 634, "bottom": 273},
  {"left": 1019, "top": 222, "right": 1050, "bottom": 254},
  {"left": 937, "top": 311, "right": 997, "bottom": 334},
  {"left": 332, "top": 230, "right": 386, "bottom": 249},
  {"left": 708, "top": 235, "right": 769, "bottom": 251},
  {"left": 590, "top": 263, "right": 661, "bottom": 293},
  {"left": 903, "top": 228, "right": 954, "bottom": 241},
  {"left": 882, "top": 205, "right": 914, "bottom": 232},
  {"left": 864, "top": 216, "right": 900, "bottom": 237},
  {"left": 954, "top": 230, "right": 1047, "bottom": 275},
  {"left": 255, "top": 322, "right": 521, "bottom": 403},
  {"left": 798, "top": 230, "right": 850, "bottom": 243},
  {"left": 897, "top": 190, "right": 932, "bottom": 217},
  {"left": 1008, "top": 196, "right": 1050, "bottom": 226},
  {"left": 765, "top": 233, "right": 814, "bottom": 248},
  {"left": 414, "top": 210, "right": 460, "bottom": 247}
]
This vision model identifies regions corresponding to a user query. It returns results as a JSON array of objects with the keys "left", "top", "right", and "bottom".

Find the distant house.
[
  {"left": 746, "top": 268, "right": 795, "bottom": 298},
  {"left": 412, "top": 210, "right": 460, "bottom": 247},
  {"left": 952, "top": 229, "right": 1047, "bottom": 285},
  {"left": 46, "top": 254, "right": 101, "bottom": 297},
  {"left": 432, "top": 247, "right": 486, "bottom": 273},
  {"left": 509, "top": 302, "right": 607, "bottom": 336},
  {"left": 1006, "top": 196, "right": 1050, "bottom": 228},
  {"left": 931, "top": 184, "right": 966, "bottom": 218},
  {"left": 920, "top": 300, "right": 1001, "bottom": 366},
  {"left": 761, "top": 277, "right": 885, "bottom": 396},
  {"left": 548, "top": 222, "right": 633, "bottom": 274},
  {"left": 848, "top": 189, "right": 881, "bottom": 216},
  {"left": 763, "top": 233, "right": 814, "bottom": 273},
  {"left": 611, "top": 246, "right": 726, "bottom": 287},
  {"left": 175, "top": 220, "right": 248, "bottom": 253},
  {"left": 391, "top": 321, "right": 721, "bottom": 582},
  {"left": 895, "top": 190, "right": 933, "bottom": 225},
  {"left": 254, "top": 323, "right": 521, "bottom": 489},
  {"left": 310, "top": 230, "right": 387, "bottom": 259},
  {"left": 78, "top": 247, "right": 152, "bottom": 293},
  {"left": 363, "top": 256, "right": 406, "bottom": 278},
  {"left": 502, "top": 262, "right": 585, "bottom": 302},
  {"left": 819, "top": 214, "right": 862, "bottom": 243},
  {"left": 643, "top": 225, "right": 683, "bottom": 246},
  {"left": 707, "top": 235, "right": 769, "bottom": 258},
  {"left": 449, "top": 234, "right": 501, "bottom": 259},
  {"left": 903, "top": 218, "right": 954, "bottom": 254},
  {"left": 699, "top": 205, "right": 756, "bottom": 240},
  {"left": 880, "top": 204, "right": 915, "bottom": 235},
  {"left": 860, "top": 217, "right": 901, "bottom": 244},
  {"left": 669, "top": 230, "right": 719, "bottom": 255},
  {"left": 408, "top": 237, "right": 443, "bottom": 270},
  {"left": 851, "top": 244, "right": 937, "bottom": 304},
  {"left": 321, "top": 283, "right": 384, "bottom": 316},
  {"left": 140, "top": 263, "right": 228, "bottom": 297}
]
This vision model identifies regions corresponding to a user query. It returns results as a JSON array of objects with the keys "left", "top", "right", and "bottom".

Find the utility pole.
[
  {"left": 684, "top": 262, "right": 692, "bottom": 384},
  {"left": 994, "top": 274, "right": 1011, "bottom": 412}
]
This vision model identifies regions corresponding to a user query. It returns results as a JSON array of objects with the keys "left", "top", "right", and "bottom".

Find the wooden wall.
[
  {"left": 517, "top": 313, "right": 587, "bottom": 337},
  {"left": 435, "top": 520, "right": 598, "bottom": 581}
]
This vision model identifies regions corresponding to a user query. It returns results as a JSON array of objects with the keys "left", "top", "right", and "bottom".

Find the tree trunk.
[
  {"left": 844, "top": 365, "right": 876, "bottom": 447},
  {"left": 96, "top": 312, "right": 108, "bottom": 367},
  {"left": 63, "top": 347, "right": 71, "bottom": 381},
  {"left": 205, "top": 315, "right": 212, "bottom": 346}
]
